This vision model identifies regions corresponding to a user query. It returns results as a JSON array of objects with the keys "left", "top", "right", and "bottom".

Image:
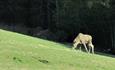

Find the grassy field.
[{"left": 0, "top": 29, "right": 115, "bottom": 70}]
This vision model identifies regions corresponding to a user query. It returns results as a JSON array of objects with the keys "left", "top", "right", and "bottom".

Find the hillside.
[{"left": 0, "top": 29, "right": 115, "bottom": 70}]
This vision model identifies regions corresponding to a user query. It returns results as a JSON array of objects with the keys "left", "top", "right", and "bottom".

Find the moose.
[{"left": 72, "top": 33, "right": 94, "bottom": 54}]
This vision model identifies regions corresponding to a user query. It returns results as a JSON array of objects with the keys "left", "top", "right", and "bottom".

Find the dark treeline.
[{"left": 0, "top": 0, "right": 115, "bottom": 54}]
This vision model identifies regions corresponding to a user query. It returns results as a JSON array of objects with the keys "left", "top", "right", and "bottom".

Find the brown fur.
[{"left": 73, "top": 33, "right": 94, "bottom": 53}]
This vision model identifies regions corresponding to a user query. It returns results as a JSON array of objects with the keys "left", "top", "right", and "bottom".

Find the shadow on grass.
[
  {"left": 94, "top": 52, "right": 115, "bottom": 58},
  {"left": 62, "top": 43, "right": 115, "bottom": 58}
]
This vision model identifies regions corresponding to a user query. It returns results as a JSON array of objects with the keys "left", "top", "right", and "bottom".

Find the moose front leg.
[{"left": 83, "top": 43, "right": 89, "bottom": 53}]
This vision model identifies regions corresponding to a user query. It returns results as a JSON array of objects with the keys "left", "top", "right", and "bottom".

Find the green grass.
[{"left": 0, "top": 29, "right": 115, "bottom": 70}]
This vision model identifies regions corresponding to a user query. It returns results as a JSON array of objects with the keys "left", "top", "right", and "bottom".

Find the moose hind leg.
[
  {"left": 92, "top": 46, "right": 94, "bottom": 54},
  {"left": 88, "top": 47, "right": 91, "bottom": 53},
  {"left": 89, "top": 43, "right": 94, "bottom": 54}
]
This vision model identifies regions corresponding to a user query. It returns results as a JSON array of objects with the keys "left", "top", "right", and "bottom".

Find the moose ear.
[{"left": 79, "top": 33, "right": 83, "bottom": 35}]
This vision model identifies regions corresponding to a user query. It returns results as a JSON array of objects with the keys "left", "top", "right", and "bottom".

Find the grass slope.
[{"left": 0, "top": 29, "right": 115, "bottom": 70}]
